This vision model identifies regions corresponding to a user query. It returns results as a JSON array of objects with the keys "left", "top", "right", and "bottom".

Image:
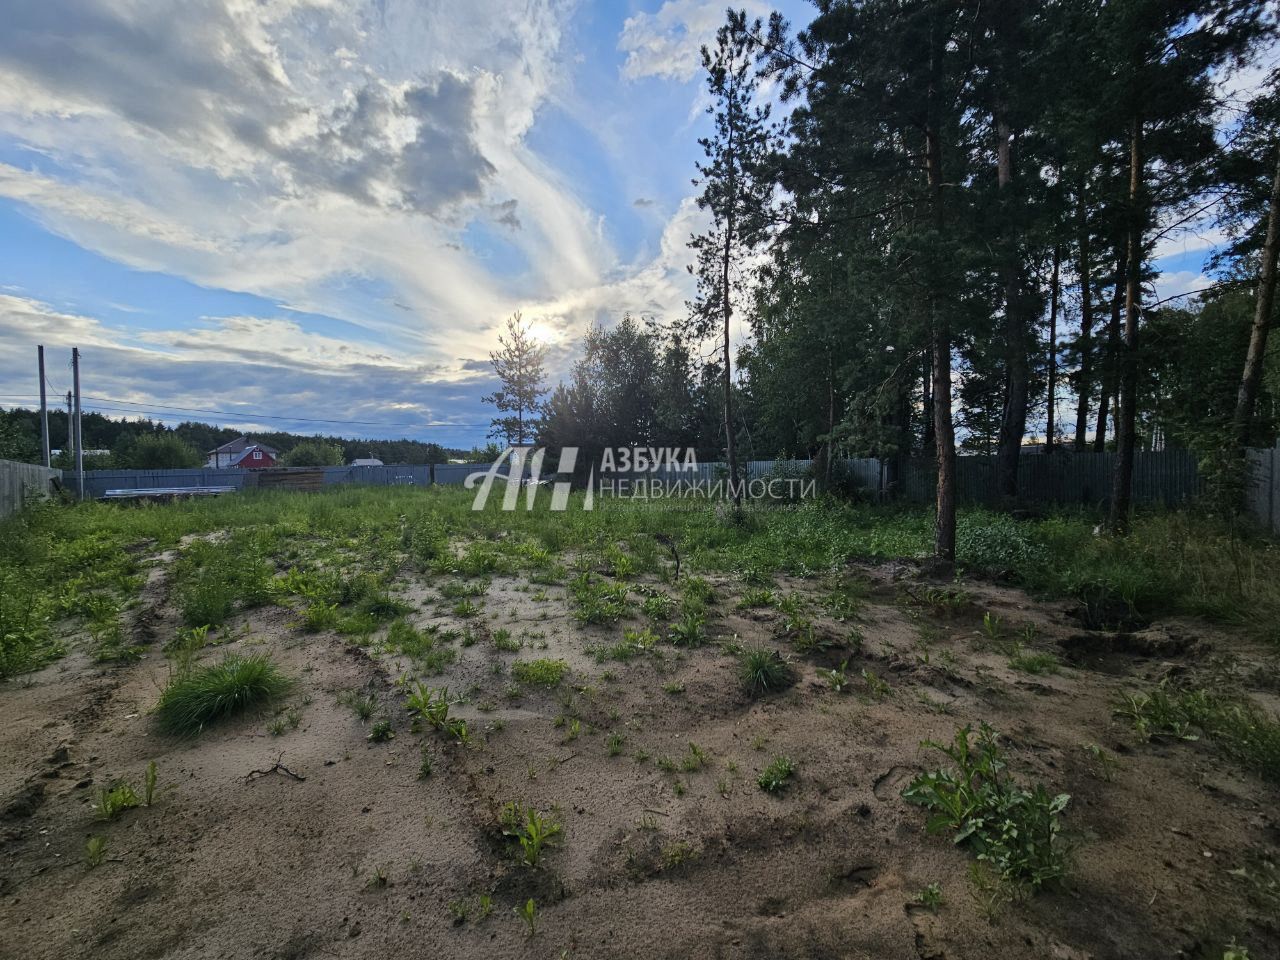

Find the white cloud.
[{"left": 619, "top": 0, "right": 766, "bottom": 83}]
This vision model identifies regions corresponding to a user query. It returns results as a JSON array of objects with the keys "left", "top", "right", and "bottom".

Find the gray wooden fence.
[
  {"left": 433, "top": 450, "right": 1205, "bottom": 508},
  {"left": 1246, "top": 443, "right": 1280, "bottom": 535},
  {"left": 0, "top": 458, "right": 60, "bottom": 519}
]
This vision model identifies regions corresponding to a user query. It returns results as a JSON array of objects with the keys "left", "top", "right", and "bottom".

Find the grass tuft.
[{"left": 155, "top": 653, "right": 292, "bottom": 735}]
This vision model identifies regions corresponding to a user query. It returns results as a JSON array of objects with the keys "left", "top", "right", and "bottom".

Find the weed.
[
  {"left": 339, "top": 689, "right": 378, "bottom": 721},
  {"left": 570, "top": 573, "right": 631, "bottom": 624},
  {"left": 368, "top": 717, "right": 395, "bottom": 742},
  {"left": 301, "top": 601, "right": 340, "bottom": 633},
  {"left": 85, "top": 835, "right": 107, "bottom": 868},
  {"left": 607, "top": 732, "right": 625, "bottom": 756},
  {"left": 681, "top": 741, "right": 710, "bottom": 771},
  {"left": 737, "top": 587, "right": 776, "bottom": 609},
  {"left": 95, "top": 781, "right": 140, "bottom": 820},
  {"left": 739, "top": 646, "right": 792, "bottom": 696},
  {"left": 1114, "top": 682, "right": 1280, "bottom": 781},
  {"left": 477, "top": 894, "right": 493, "bottom": 919},
  {"left": 861, "top": 668, "right": 891, "bottom": 699},
  {"left": 758, "top": 755, "right": 796, "bottom": 793},
  {"left": 916, "top": 882, "right": 944, "bottom": 911},
  {"left": 1081, "top": 743, "right": 1119, "bottom": 782},
  {"left": 902, "top": 724, "right": 1070, "bottom": 889},
  {"left": 500, "top": 803, "right": 563, "bottom": 867},
  {"left": 1009, "top": 650, "right": 1060, "bottom": 675},
  {"left": 143, "top": 760, "right": 158, "bottom": 806},
  {"left": 641, "top": 592, "right": 675, "bottom": 621},
  {"left": 668, "top": 611, "right": 707, "bottom": 647},
  {"left": 452, "top": 598, "right": 480, "bottom": 618},
  {"left": 824, "top": 659, "right": 850, "bottom": 692},
  {"left": 515, "top": 897, "right": 538, "bottom": 937},
  {"left": 492, "top": 628, "right": 520, "bottom": 651},
  {"left": 156, "top": 653, "right": 291, "bottom": 735},
  {"left": 512, "top": 658, "right": 568, "bottom": 687},
  {"left": 448, "top": 899, "right": 469, "bottom": 924},
  {"left": 418, "top": 746, "right": 433, "bottom": 779}
]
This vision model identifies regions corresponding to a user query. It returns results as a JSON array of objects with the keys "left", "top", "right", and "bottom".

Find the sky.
[{"left": 0, "top": 0, "right": 1272, "bottom": 449}]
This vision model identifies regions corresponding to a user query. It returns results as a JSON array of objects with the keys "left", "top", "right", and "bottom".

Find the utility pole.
[
  {"left": 37, "top": 345, "right": 50, "bottom": 467},
  {"left": 72, "top": 347, "right": 84, "bottom": 499},
  {"left": 65, "top": 391, "right": 72, "bottom": 469}
]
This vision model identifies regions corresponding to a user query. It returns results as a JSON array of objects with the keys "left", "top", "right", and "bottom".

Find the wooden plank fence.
[
  {"left": 1246, "top": 443, "right": 1280, "bottom": 535},
  {"left": 0, "top": 458, "right": 61, "bottom": 519}
]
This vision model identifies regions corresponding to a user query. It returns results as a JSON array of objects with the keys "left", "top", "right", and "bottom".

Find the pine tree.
[
  {"left": 483, "top": 312, "right": 547, "bottom": 446},
  {"left": 687, "top": 10, "right": 776, "bottom": 508}
]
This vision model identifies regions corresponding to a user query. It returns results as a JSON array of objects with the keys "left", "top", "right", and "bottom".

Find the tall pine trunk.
[
  {"left": 1045, "top": 242, "right": 1061, "bottom": 452},
  {"left": 1094, "top": 248, "right": 1126, "bottom": 451},
  {"left": 1073, "top": 189, "right": 1095, "bottom": 450},
  {"left": 723, "top": 117, "right": 740, "bottom": 509},
  {"left": 1232, "top": 144, "right": 1280, "bottom": 450},
  {"left": 1109, "top": 118, "right": 1144, "bottom": 532},
  {"left": 995, "top": 113, "right": 1030, "bottom": 498},
  {"left": 926, "top": 25, "right": 954, "bottom": 566}
]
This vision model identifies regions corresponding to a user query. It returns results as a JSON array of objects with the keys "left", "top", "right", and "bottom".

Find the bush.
[
  {"left": 155, "top": 653, "right": 292, "bottom": 735},
  {"left": 282, "top": 441, "right": 345, "bottom": 467},
  {"left": 738, "top": 646, "right": 792, "bottom": 696}
]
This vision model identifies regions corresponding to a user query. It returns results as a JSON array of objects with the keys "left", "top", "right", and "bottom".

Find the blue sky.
[{"left": 0, "top": 0, "right": 1270, "bottom": 448}]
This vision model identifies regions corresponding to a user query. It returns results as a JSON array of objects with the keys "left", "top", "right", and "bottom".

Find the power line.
[{"left": 0, "top": 393, "right": 487, "bottom": 429}]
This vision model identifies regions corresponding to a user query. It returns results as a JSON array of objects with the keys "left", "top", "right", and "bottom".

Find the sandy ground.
[{"left": 1, "top": 550, "right": 1278, "bottom": 960}]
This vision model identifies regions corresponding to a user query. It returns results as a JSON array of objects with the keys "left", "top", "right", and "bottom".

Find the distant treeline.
[{"left": 0, "top": 406, "right": 493, "bottom": 468}]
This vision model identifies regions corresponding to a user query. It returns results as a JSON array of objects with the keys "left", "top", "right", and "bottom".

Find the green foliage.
[
  {"left": 514, "top": 897, "right": 538, "bottom": 938},
  {"left": 116, "top": 434, "right": 202, "bottom": 469},
  {"left": 902, "top": 724, "right": 1070, "bottom": 890},
  {"left": 738, "top": 646, "right": 792, "bottom": 696},
  {"left": 500, "top": 803, "right": 563, "bottom": 867},
  {"left": 155, "top": 653, "right": 292, "bottom": 735},
  {"left": 1114, "top": 682, "right": 1280, "bottom": 781},
  {"left": 667, "top": 611, "right": 707, "bottom": 647},
  {"left": 569, "top": 572, "right": 630, "bottom": 624},
  {"left": 511, "top": 658, "right": 568, "bottom": 687},
  {"left": 85, "top": 835, "right": 107, "bottom": 869},
  {"left": 757, "top": 755, "right": 796, "bottom": 793},
  {"left": 282, "top": 440, "right": 344, "bottom": 467},
  {"left": 95, "top": 781, "right": 141, "bottom": 820},
  {"left": 144, "top": 760, "right": 158, "bottom": 806},
  {"left": 367, "top": 718, "right": 395, "bottom": 742}
]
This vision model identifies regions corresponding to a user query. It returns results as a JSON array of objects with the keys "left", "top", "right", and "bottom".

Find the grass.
[
  {"left": 738, "top": 646, "right": 792, "bottom": 696},
  {"left": 95, "top": 781, "right": 140, "bottom": 819},
  {"left": 155, "top": 653, "right": 292, "bottom": 735},
  {"left": 500, "top": 803, "right": 563, "bottom": 867},
  {"left": 3, "top": 486, "right": 1279, "bottom": 684},
  {"left": 1114, "top": 682, "right": 1280, "bottom": 782},
  {"left": 511, "top": 658, "right": 569, "bottom": 687}
]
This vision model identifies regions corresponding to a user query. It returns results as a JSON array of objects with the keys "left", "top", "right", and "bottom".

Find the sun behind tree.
[{"left": 483, "top": 311, "right": 548, "bottom": 447}]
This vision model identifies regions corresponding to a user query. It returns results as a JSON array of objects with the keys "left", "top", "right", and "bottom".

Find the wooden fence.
[
  {"left": 1246, "top": 443, "right": 1280, "bottom": 535},
  {"left": 0, "top": 458, "right": 61, "bottom": 519}
]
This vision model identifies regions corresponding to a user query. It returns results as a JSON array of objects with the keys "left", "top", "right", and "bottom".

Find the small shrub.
[{"left": 155, "top": 653, "right": 292, "bottom": 735}]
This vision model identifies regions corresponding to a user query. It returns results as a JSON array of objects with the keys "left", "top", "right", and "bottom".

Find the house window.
[{"left": 252, "top": 451, "right": 262, "bottom": 460}]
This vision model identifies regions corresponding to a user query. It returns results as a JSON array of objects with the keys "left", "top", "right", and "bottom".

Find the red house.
[{"left": 205, "top": 437, "right": 280, "bottom": 469}]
